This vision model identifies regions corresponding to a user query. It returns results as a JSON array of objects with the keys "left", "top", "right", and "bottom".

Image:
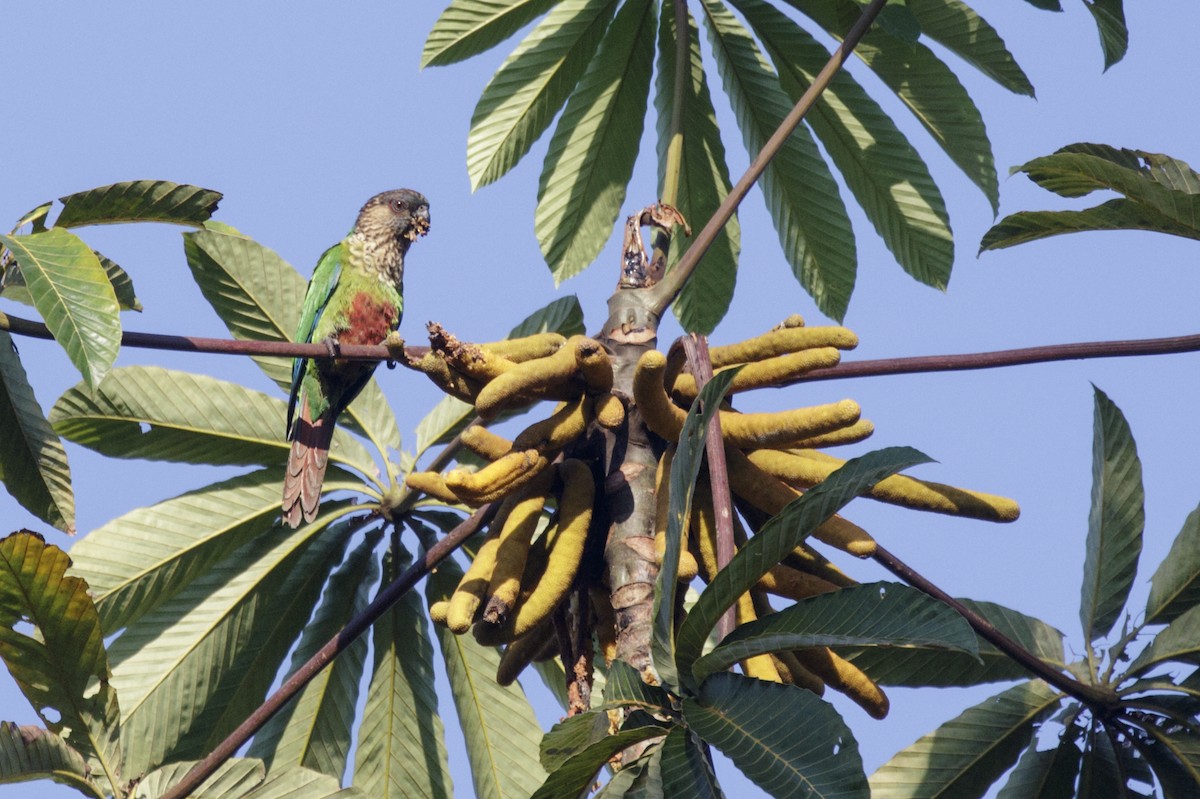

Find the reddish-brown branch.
[{"left": 158, "top": 504, "right": 497, "bottom": 799}]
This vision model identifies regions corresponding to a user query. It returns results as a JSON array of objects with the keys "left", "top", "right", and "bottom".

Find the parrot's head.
[{"left": 357, "top": 188, "right": 431, "bottom": 247}]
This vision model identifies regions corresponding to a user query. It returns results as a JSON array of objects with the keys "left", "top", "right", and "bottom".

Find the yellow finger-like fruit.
[
  {"left": 735, "top": 591, "right": 782, "bottom": 683},
  {"left": 789, "top": 420, "right": 875, "bottom": 449},
  {"left": 512, "top": 393, "right": 593, "bottom": 453},
  {"left": 481, "top": 332, "right": 567, "bottom": 363},
  {"left": 590, "top": 586, "right": 618, "bottom": 666},
  {"left": 772, "top": 650, "right": 825, "bottom": 696},
  {"left": 792, "top": 647, "right": 889, "bottom": 719},
  {"left": 444, "top": 449, "right": 550, "bottom": 506},
  {"left": 574, "top": 337, "right": 614, "bottom": 393},
  {"left": 429, "top": 600, "right": 450, "bottom": 626},
  {"left": 752, "top": 448, "right": 1021, "bottom": 522},
  {"left": 409, "top": 352, "right": 484, "bottom": 403},
  {"left": 594, "top": 392, "right": 626, "bottom": 429},
  {"left": 405, "top": 471, "right": 462, "bottom": 504},
  {"left": 757, "top": 564, "right": 842, "bottom": 601},
  {"left": 719, "top": 399, "right": 861, "bottom": 449},
  {"left": 446, "top": 534, "right": 502, "bottom": 633},
  {"left": 707, "top": 325, "right": 858, "bottom": 368},
  {"left": 496, "top": 618, "right": 556, "bottom": 686},
  {"left": 670, "top": 348, "right": 844, "bottom": 400},
  {"left": 442, "top": 342, "right": 518, "bottom": 382},
  {"left": 484, "top": 470, "right": 554, "bottom": 625},
  {"left": 475, "top": 336, "right": 588, "bottom": 419},
  {"left": 652, "top": 446, "right": 698, "bottom": 582},
  {"left": 460, "top": 424, "right": 514, "bottom": 461},
  {"left": 634, "top": 350, "right": 688, "bottom": 440}
]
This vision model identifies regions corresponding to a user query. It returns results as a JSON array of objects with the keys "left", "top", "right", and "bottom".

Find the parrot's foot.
[
  {"left": 321, "top": 337, "right": 342, "bottom": 358},
  {"left": 383, "top": 332, "right": 410, "bottom": 368}
]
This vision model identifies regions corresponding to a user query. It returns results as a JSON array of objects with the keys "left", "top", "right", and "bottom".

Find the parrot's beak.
[{"left": 409, "top": 205, "right": 431, "bottom": 240}]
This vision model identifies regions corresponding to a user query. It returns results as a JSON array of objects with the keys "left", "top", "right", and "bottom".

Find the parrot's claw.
[
  {"left": 322, "top": 337, "right": 341, "bottom": 358},
  {"left": 383, "top": 332, "right": 409, "bottom": 368}
]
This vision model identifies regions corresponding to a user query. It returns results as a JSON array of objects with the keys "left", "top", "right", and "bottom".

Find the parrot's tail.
[{"left": 282, "top": 404, "right": 335, "bottom": 528}]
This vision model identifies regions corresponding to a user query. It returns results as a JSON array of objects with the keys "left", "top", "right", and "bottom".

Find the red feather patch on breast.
[{"left": 341, "top": 293, "right": 399, "bottom": 345}]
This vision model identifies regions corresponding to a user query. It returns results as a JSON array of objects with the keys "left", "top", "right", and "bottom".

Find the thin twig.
[
  {"left": 872, "top": 544, "right": 1119, "bottom": 713},
  {"left": 159, "top": 503, "right": 497, "bottom": 799},
  {"left": 649, "top": 0, "right": 890, "bottom": 315}
]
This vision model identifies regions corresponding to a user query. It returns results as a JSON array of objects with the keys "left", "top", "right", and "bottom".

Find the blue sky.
[{"left": 4, "top": 2, "right": 1200, "bottom": 797}]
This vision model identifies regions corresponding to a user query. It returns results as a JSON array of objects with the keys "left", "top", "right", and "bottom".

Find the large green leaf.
[
  {"left": 784, "top": 0, "right": 999, "bottom": 212},
  {"left": 68, "top": 466, "right": 361, "bottom": 633},
  {"left": 539, "top": 710, "right": 613, "bottom": 772},
  {"left": 54, "top": 181, "right": 221, "bottom": 228},
  {"left": 412, "top": 295, "right": 585, "bottom": 457},
  {"left": 354, "top": 548, "right": 453, "bottom": 799},
  {"left": 534, "top": 0, "right": 656, "bottom": 283},
  {"left": 422, "top": 0, "right": 558, "bottom": 67},
  {"left": 602, "top": 659, "right": 671, "bottom": 713},
  {"left": 1080, "top": 386, "right": 1144, "bottom": 642},
  {"left": 50, "top": 365, "right": 376, "bottom": 475},
  {"left": 694, "top": 582, "right": 977, "bottom": 681},
  {"left": 0, "top": 229, "right": 120, "bottom": 390},
  {"left": 996, "top": 736, "right": 1082, "bottom": 799},
  {"left": 531, "top": 722, "right": 668, "bottom": 799},
  {"left": 685, "top": 672, "right": 867, "bottom": 799},
  {"left": 183, "top": 225, "right": 401, "bottom": 456},
  {"left": 0, "top": 722, "right": 100, "bottom": 798},
  {"left": 0, "top": 533, "right": 121, "bottom": 791},
  {"left": 982, "top": 145, "right": 1200, "bottom": 250},
  {"left": 237, "top": 765, "right": 366, "bottom": 799},
  {"left": 426, "top": 564, "right": 547, "bottom": 799},
  {"left": 96, "top": 251, "right": 142, "bottom": 311},
  {"left": 734, "top": 0, "right": 954, "bottom": 291},
  {"left": 1136, "top": 724, "right": 1200, "bottom": 799},
  {"left": 675, "top": 446, "right": 931, "bottom": 691},
  {"left": 655, "top": 4, "right": 740, "bottom": 333},
  {"left": 596, "top": 740, "right": 663, "bottom": 798},
  {"left": 133, "top": 758, "right": 266, "bottom": 799},
  {"left": 1146, "top": 502, "right": 1200, "bottom": 625},
  {"left": 702, "top": 0, "right": 857, "bottom": 321},
  {"left": 1076, "top": 725, "right": 1126, "bottom": 799},
  {"left": 107, "top": 507, "right": 352, "bottom": 775},
  {"left": 466, "top": 0, "right": 617, "bottom": 190},
  {"left": 653, "top": 369, "right": 741, "bottom": 694},
  {"left": 0, "top": 330, "right": 74, "bottom": 532},
  {"left": 906, "top": 0, "right": 1034, "bottom": 96},
  {"left": 658, "top": 727, "right": 723, "bottom": 799},
  {"left": 835, "top": 599, "right": 1066, "bottom": 687},
  {"left": 1127, "top": 602, "right": 1200, "bottom": 676},
  {"left": 1085, "top": 0, "right": 1128, "bottom": 71},
  {"left": 870, "top": 680, "right": 1062, "bottom": 798},
  {"left": 248, "top": 531, "right": 381, "bottom": 778}
]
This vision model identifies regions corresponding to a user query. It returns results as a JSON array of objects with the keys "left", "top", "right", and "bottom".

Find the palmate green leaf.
[
  {"left": 836, "top": 598, "right": 1066, "bottom": 687},
  {"left": 870, "top": 680, "right": 1063, "bottom": 799},
  {"left": 425, "top": 564, "right": 547, "bottom": 799},
  {"left": 1080, "top": 385, "right": 1144, "bottom": 642},
  {"left": 133, "top": 758, "right": 266, "bottom": 799},
  {"left": 0, "top": 229, "right": 120, "bottom": 391},
  {"left": 10, "top": 202, "right": 52, "bottom": 233},
  {"left": 1085, "top": 0, "right": 1128, "bottom": 71},
  {"left": 466, "top": 0, "right": 617, "bottom": 191},
  {"left": 248, "top": 530, "right": 381, "bottom": 778},
  {"left": 906, "top": 0, "right": 1034, "bottom": 96},
  {"left": 108, "top": 506, "right": 353, "bottom": 776},
  {"left": 422, "top": 0, "right": 557, "bottom": 67},
  {"left": 0, "top": 330, "right": 74, "bottom": 533},
  {"left": 539, "top": 710, "right": 612, "bottom": 772},
  {"left": 535, "top": 0, "right": 656, "bottom": 284},
  {"left": 979, "top": 200, "right": 1200, "bottom": 251},
  {"left": 96, "top": 251, "right": 142, "bottom": 311},
  {"left": 354, "top": 548, "right": 453, "bottom": 799},
  {"left": 702, "top": 0, "right": 857, "bottom": 321},
  {"left": 685, "top": 672, "right": 867, "bottom": 799},
  {"left": 183, "top": 225, "right": 401, "bottom": 455},
  {"left": 784, "top": 0, "right": 1000, "bottom": 212},
  {"left": 694, "top": 582, "right": 977, "bottom": 682},
  {"left": 1146, "top": 502, "right": 1200, "bottom": 625},
  {"left": 659, "top": 727, "right": 724, "bottom": 799},
  {"left": 236, "top": 765, "right": 366, "bottom": 799},
  {"left": 996, "top": 736, "right": 1082, "bottom": 799},
  {"left": 596, "top": 740, "right": 663, "bottom": 798},
  {"left": 0, "top": 722, "right": 100, "bottom": 798},
  {"left": 675, "top": 446, "right": 930, "bottom": 691},
  {"left": 50, "top": 365, "right": 376, "bottom": 475},
  {"left": 1127, "top": 603, "right": 1200, "bottom": 676},
  {"left": 653, "top": 369, "right": 741, "bottom": 694},
  {"left": 53, "top": 180, "right": 221, "bottom": 228},
  {"left": 413, "top": 295, "right": 585, "bottom": 456},
  {"left": 734, "top": 0, "right": 954, "bottom": 291},
  {"left": 0, "top": 533, "right": 121, "bottom": 789},
  {"left": 531, "top": 723, "right": 669, "bottom": 799},
  {"left": 603, "top": 659, "right": 671, "bottom": 712},
  {"left": 1076, "top": 726, "right": 1127, "bottom": 799},
  {"left": 655, "top": 4, "right": 740, "bottom": 334},
  {"left": 1136, "top": 725, "right": 1200, "bottom": 799},
  {"left": 69, "top": 466, "right": 361, "bottom": 634}
]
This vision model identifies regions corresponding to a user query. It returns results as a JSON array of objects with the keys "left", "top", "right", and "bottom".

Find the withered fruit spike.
[
  {"left": 751, "top": 448, "right": 1021, "bottom": 523},
  {"left": 460, "top": 424, "right": 514, "bottom": 461},
  {"left": 474, "top": 336, "right": 586, "bottom": 419},
  {"left": 512, "top": 393, "right": 592, "bottom": 452},
  {"left": 719, "top": 399, "right": 862, "bottom": 450},
  {"left": 444, "top": 449, "right": 549, "bottom": 506},
  {"left": 405, "top": 471, "right": 462, "bottom": 504},
  {"left": 724, "top": 445, "right": 876, "bottom": 557},
  {"left": 594, "top": 392, "right": 626, "bottom": 429},
  {"left": 670, "top": 348, "right": 844, "bottom": 400},
  {"left": 495, "top": 618, "right": 556, "bottom": 686},
  {"left": 708, "top": 326, "right": 857, "bottom": 368},
  {"left": 480, "top": 332, "right": 567, "bottom": 363},
  {"left": 633, "top": 349, "right": 688, "bottom": 440},
  {"left": 574, "top": 337, "right": 614, "bottom": 393},
  {"left": 791, "top": 647, "right": 889, "bottom": 719}
]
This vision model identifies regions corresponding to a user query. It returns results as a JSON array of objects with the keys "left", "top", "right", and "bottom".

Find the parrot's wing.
[{"left": 287, "top": 242, "right": 344, "bottom": 435}]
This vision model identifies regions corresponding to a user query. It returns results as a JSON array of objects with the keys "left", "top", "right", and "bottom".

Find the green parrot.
[{"left": 282, "top": 189, "right": 430, "bottom": 528}]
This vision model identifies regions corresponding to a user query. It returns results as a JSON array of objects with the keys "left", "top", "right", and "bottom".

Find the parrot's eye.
[{"left": 390, "top": 199, "right": 407, "bottom": 213}]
